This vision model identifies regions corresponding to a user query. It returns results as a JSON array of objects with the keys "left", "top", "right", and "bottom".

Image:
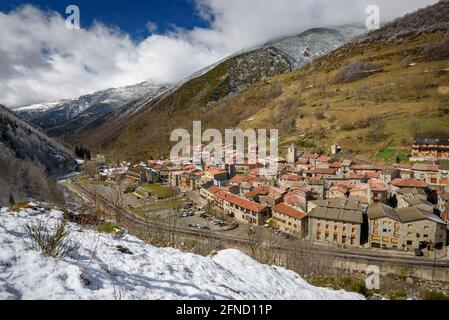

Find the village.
[{"left": 82, "top": 138, "right": 449, "bottom": 258}]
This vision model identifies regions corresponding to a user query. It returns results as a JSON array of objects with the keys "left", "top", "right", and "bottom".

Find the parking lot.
[{"left": 176, "top": 203, "right": 237, "bottom": 232}]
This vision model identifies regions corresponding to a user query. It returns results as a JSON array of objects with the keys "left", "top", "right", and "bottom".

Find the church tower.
[{"left": 287, "top": 144, "right": 297, "bottom": 163}]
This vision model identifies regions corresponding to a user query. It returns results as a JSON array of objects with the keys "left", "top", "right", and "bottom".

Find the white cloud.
[{"left": 0, "top": 0, "right": 437, "bottom": 107}]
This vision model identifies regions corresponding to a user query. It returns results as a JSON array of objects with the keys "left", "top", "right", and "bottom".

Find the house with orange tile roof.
[
  {"left": 272, "top": 203, "right": 307, "bottom": 237},
  {"left": 279, "top": 174, "right": 304, "bottom": 189},
  {"left": 217, "top": 191, "right": 271, "bottom": 226},
  {"left": 328, "top": 184, "right": 352, "bottom": 199},
  {"left": 304, "top": 168, "right": 338, "bottom": 179},
  {"left": 367, "top": 179, "right": 388, "bottom": 204},
  {"left": 201, "top": 186, "right": 271, "bottom": 226},
  {"left": 284, "top": 187, "right": 308, "bottom": 211},
  {"left": 390, "top": 178, "right": 430, "bottom": 190}
]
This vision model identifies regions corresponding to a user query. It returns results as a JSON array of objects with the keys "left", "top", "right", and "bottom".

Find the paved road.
[{"left": 68, "top": 180, "right": 449, "bottom": 269}]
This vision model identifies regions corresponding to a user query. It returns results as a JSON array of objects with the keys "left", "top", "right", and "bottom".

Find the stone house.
[
  {"left": 438, "top": 193, "right": 449, "bottom": 222},
  {"left": 411, "top": 164, "right": 440, "bottom": 186},
  {"left": 390, "top": 178, "right": 429, "bottom": 194},
  {"left": 411, "top": 139, "right": 449, "bottom": 161},
  {"left": 367, "top": 203, "right": 447, "bottom": 250},
  {"left": 307, "top": 197, "right": 366, "bottom": 247},
  {"left": 306, "top": 178, "right": 325, "bottom": 200},
  {"left": 304, "top": 168, "right": 338, "bottom": 179},
  {"left": 279, "top": 174, "right": 304, "bottom": 189},
  {"left": 219, "top": 192, "right": 271, "bottom": 226},
  {"left": 284, "top": 187, "right": 308, "bottom": 211},
  {"left": 272, "top": 203, "right": 307, "bottom": 238},
  {"left": 393, "top": 187, "right": 429, "bottom": 208}
]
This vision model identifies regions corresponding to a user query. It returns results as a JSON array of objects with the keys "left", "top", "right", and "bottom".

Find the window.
[{"left": 407, "top": 240, "right": 413, "bottom": 246}]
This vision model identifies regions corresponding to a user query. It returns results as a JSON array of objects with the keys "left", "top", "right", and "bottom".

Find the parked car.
[{"left": 414, "top": 249, "right": 424, "bottom": 257}]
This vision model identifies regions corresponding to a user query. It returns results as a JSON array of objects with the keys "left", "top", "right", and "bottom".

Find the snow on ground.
[{"left": 0, "top": 206, "right": 364, "bottom": 300}]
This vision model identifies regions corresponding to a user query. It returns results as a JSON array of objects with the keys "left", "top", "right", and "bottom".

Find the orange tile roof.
[
  {"left": 244, "top": 186, "right": 270, "bottom": 198},
  {"left": 216, "top": 191, "right": 267, "bottom": 213},
  {"left": 330, "top": 185, "right": 351, "bottom": 194},
  {"left": 312, "top": 168, "right": 337, "bottom": 175},
  {"left": 368, "top": 179, "right": 388, "bottom": 192},
  {"left": 280, "top": 174, "right": 303, "bottom": 181},
  {"left": 411, "top": 164, "right": 439, "bottom": 172},
  {"left": 329, "top": 162, "right": 343, "bottom": 168},
  {"left": 207, "top": 169, "right": 226, "bottom": 175},
  {"left": 273, "top": 203, "right": 306, "bottom": 220},
  {"left": 391, "top": 178, "right": 429, "bottom": 188},
  {"left": 318, "top": 156, "right": 333, "bottom": 163}
]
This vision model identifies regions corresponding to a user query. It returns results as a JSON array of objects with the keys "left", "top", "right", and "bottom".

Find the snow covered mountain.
[
  {"left": 0, "top": 205, "right": 363, "bottom": 300},
  {"left": 268, "top": 24, "right": 367, "bottom": 68},
  {"left": 13, "top": 24, "right": 365, "bottom": 145},
  {"left": 14, "top": 82, "right": 170, "bottom": 135}
]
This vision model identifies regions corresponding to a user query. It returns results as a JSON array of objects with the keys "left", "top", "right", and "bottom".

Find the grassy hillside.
[{"left": 79, "top": 2, "right": 449, "bottom": 163}]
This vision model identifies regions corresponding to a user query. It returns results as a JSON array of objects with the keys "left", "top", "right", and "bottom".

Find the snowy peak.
[
  {"left": 268, "top": 25, "right": 367, "bottom": 69},
  {"left": 15, "top": 81, "right": 171, "bottom": 131}
]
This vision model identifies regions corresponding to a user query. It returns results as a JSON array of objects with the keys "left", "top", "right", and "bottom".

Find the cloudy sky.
[{"left": 0, "top": 0, "right": 437, "bottom": 107}]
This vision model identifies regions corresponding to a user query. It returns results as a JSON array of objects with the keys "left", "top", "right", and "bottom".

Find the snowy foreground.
[{"left": 0, "top": 206, "right": 364, "bottom": 300}]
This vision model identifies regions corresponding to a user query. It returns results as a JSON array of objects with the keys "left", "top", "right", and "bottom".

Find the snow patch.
[{"left": 0, "top": 206, "right": 364, "bottom": 300}]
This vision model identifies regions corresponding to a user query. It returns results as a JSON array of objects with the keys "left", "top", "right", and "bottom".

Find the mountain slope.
[
  {"left": 78, "top": 2, "right": 449, "bottom": 162},
  {"left": 0, "top": 206, "right": 363, "bottom": 300},
  {"left": 0, "top": 105, "right": 75, "bottom": 204},
  {"left": 15, "top": 82, "right": 170, "bottom": 137},
  {"left": 71, "top": 25, "right": 366, "bottom": 158}
]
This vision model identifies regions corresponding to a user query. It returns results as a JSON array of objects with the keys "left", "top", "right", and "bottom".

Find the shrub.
[
  {"left": 314, "top": 111, "right": 326, "bottom": 120},
  {"left": 388, "top": 290, "right": 408, "bottom": 300},
  {"left": 421, "top": 33, "right": 449, "bottom": 60},
  {"left": 280, "top": 97, "right": 305, "bottom": 111},
  {"left": 296, "top": 140, "right": 316, "bottom": 148},
  {"left": 334, "top": 61, "right": 380, "bottom": 84},
  {"left": 309, "top": 276, "right": 374, "bottom": 298},
  {"left": 97, "top": 221, "right": 121, "bottom": 234},
  {"left": 23, "top": 219, "right": 78, "bottom": 259},
  {"left": 422, "top": 291, "right": 449, "bottom": 300}
]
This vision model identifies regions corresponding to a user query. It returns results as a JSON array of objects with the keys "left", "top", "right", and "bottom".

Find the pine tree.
[{"left": 9, "top": 194, "right": 15, "bottom": 205}]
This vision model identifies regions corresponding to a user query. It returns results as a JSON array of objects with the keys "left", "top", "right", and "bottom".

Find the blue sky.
[{"left": 0, "top": 0, "right": 208, "bottom": 38}]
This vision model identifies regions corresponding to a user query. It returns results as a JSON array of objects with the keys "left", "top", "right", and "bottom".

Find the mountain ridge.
[{"left": 62, "top": 25, "right": 367, "bottom": 157}]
